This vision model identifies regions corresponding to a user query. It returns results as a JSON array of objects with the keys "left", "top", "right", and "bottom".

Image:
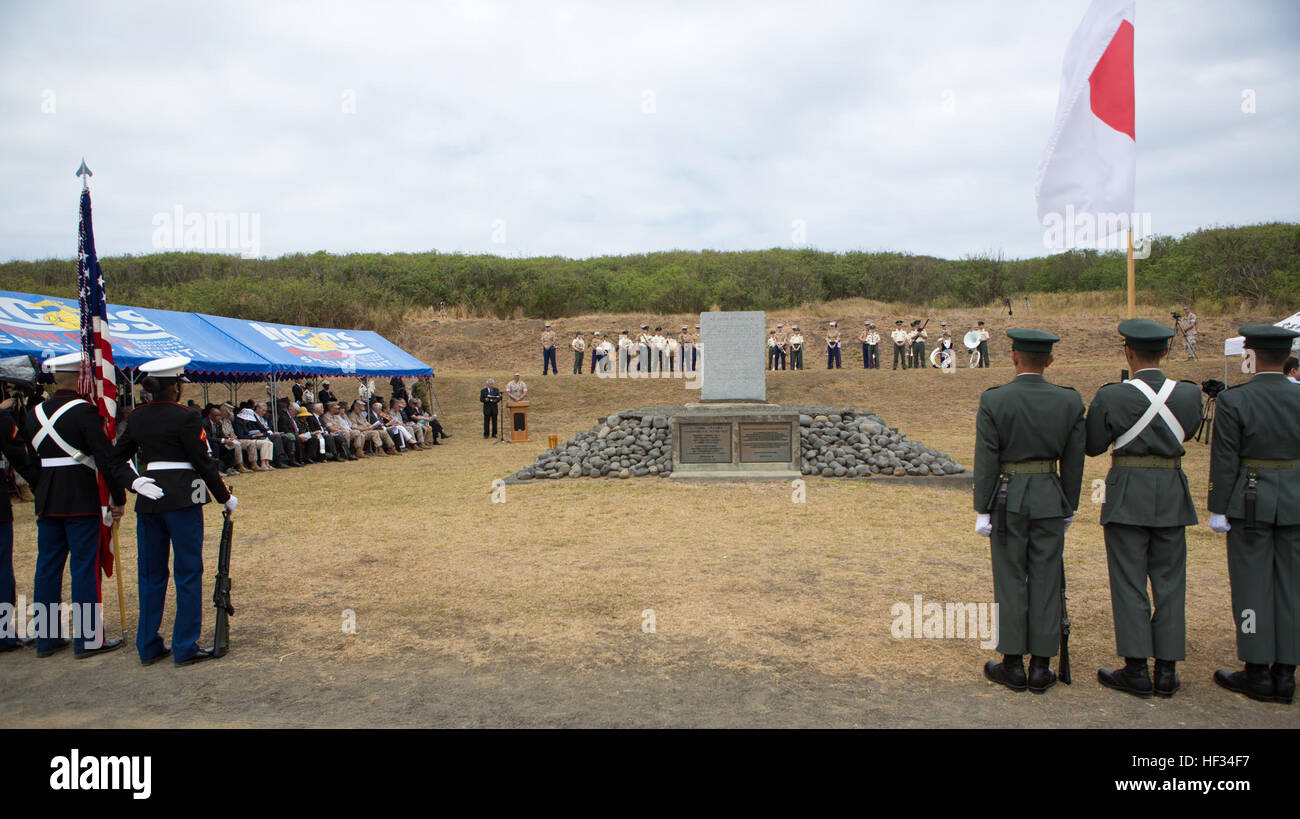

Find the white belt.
[
  {"left": 42, "top": 456, "right": 94, "bottom": 468},
  {"left": 147, "top": 461, "right": 195, "bottom": 471}
]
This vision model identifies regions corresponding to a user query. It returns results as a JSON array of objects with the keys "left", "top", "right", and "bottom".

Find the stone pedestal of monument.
[
  {"left": 669, "top": 403, "right": 800, "bottom": 481},
  {"left": 670, "top": 311, "right": 799, "bottom": 481}
]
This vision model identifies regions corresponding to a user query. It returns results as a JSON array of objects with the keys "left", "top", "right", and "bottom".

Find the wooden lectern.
[{"left": 507, "top": 400, "right": 530, "bottom": 443}]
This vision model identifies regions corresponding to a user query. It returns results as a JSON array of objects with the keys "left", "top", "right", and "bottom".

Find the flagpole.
[{"left": 1126, "top": 229, "right": 1136, "bottom": 319}]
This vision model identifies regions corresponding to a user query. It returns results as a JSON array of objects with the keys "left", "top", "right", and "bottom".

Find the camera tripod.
[
  {"left": 1194, "top": 395, "right": 1215, "bottom": 444},
  {"left": 1173, "top": 314, "right": 1197, "bottom": 360}
]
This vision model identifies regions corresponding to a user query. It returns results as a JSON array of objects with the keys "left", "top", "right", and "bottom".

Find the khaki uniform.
[
  {"left": 571, "top": 336, "right": 586, "bottom": 374},
  {"left": 541, "top": 329, "right": 558, "bottom": 375},
  {"left": 891, "top": 328, "right": 909, "bottom": 369}
]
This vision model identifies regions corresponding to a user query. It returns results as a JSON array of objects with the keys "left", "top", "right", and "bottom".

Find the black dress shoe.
[
  {"left": 36, "top": 638, "right": 71, "bottom": 658},
  {"left": 1153, "top": 660, "right": 1180, "bottom": 698},
  {"left": 984, "top": 659, "right": 1027, "bottom": 692},
  {"left": 1214, "top": 665, "right": 1276, "bottom": 702},
  {"left": 441, "top": 433, "right": 452, "bottom": 439},
  {"left": 1028, "top": 656, "right": 1057, "bottom": 694},
  {"left": 0, "top": 641, "right": 22, "bottom": 653},
  {"left": 19, "top": 637, "right": 35, "bottom": 647},
  {"left": 1271, "top": 664, "right": 1295, "bottom": 705},
  {"left": 1098, "top": 665, "right": 1154, "bottom": 698},
  {"left": 176, "top": 647, "right": 216, "bottom": 666},
  {"left": 75, "top": 637, "right": 124, "bottom": 659},
  {"left": 141, "top": 646, "right": 172, "bottom": 666}
]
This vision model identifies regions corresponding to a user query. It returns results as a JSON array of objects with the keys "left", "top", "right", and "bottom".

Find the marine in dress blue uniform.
[
  {"left": 0, "top": 401, "right": 39, "bottom": 652},
  {"left": 23, "top": 353, "right": 126, "bottom": 658},
  {"left": 109, "top": 357, "right": 236, "bottom": 666}
]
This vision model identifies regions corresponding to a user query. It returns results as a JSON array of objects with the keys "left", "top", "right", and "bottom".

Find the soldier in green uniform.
[
  {"left": 1085, "top": 319, "right": 1203, "bottom": 698},
  {"left": 1208, "top": 324, "right": 1300, "bottom": 704},
  {"left": 975, "top": 329, "right": 1085, "bottom": 694}
]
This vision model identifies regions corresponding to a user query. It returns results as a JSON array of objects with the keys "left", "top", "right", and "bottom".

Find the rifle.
[
  {"left": 1058, "top": 563, "right": 1072, "bottom": 684},
  {"left": 213, "top": 509, "right": 235, "bottom": 657}
]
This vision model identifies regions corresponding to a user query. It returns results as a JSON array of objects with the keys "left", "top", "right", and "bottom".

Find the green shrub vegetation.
[{"left": 2, "top": 223, "right": 1294, "bottom": 332}]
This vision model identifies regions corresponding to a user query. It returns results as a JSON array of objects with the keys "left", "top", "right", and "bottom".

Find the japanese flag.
[{"left": 1035, "top": 0, "right": 1135, "bottom": 236}]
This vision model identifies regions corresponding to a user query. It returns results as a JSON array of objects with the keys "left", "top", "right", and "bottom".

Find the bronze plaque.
[
  {"left": 739, "top": 423, "right": 792, "bottom": 463},
  {"left": 678, "top": 423, "right": 732, "bottom": 463}
]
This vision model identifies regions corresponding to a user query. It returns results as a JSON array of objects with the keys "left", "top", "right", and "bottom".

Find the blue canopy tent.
[
  {"left": 0, "top": 290, "right": 272, "bottom": 381},
  {"left": 194, "top": 314, "right": 433, "bottom": 379},
  {"left": 0, "top": 291, "right": 435, "bottom": 431}
]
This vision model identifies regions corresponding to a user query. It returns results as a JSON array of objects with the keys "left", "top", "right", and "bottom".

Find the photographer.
[{"left": 1174, "top": 306, "right": 1197, "bottom": 359}]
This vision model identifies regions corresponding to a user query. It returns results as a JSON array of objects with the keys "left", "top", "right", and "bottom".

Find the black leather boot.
[
  {"left": 1153, "top": 659, "right": 1180, "bottom": 698},
  {"left": 1213, "top": 663, "right": 1275, "bottom": 703},
  {"left": 1099, "top": 658, "right": 1154, "bottom": 698},
  {"left": 984, "top": 654, "right": 1027, "bottom": 692},
  {"left": 1028, "top": 655, "right": 1057, "bottom": 694},
  {"left": 1269, "top": 663, "right": 1295, "bottom": 705}
]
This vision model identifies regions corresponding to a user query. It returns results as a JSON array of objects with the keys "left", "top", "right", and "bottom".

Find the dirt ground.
[{"left": 2, "top": 294, "right": 1298, "bottom": 728}]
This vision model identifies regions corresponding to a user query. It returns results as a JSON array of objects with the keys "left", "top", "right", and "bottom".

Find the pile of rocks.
[
  {"left": 506, "top": 406, "right": 964, "bottom": 482},
  {"left": 797, "top": 411, "right": 964, "bottom": 477},
  {"left": 511, "top": 410, "right": 673, "bottom": 481}
]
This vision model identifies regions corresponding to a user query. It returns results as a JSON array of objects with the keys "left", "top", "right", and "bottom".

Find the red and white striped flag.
[
  {"left": 77, "top": 186, "right": 118, "bottom": 579},
  {"left": 1035, "top": 0, "right": 1136, "bottom": 236}
]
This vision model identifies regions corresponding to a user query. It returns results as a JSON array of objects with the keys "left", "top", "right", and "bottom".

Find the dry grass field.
[{"left": 2, "top": 293, "right": 1297, "bottom": 728}]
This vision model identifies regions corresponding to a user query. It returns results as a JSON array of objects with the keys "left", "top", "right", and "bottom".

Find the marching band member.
[{"left": 109, "top": 356, "right": 235, "bottom": 666}]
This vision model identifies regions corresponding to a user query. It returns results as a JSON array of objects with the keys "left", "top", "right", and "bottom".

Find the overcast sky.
[{"left": 0, "top": 0, "right": 1295, "bottom": 264}]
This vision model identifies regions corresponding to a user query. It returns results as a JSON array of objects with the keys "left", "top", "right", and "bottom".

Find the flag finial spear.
[{"left": 76, "top": 158, "right": 92, "bottom": 189}]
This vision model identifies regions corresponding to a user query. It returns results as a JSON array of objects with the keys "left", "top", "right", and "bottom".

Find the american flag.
[{"left": 77, "top": 187, "right": 117, "bottom": 578}]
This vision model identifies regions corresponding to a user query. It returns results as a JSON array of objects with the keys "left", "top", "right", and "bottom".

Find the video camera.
[
  {"left": 1201, "top": 379, "right": 1226, "bottom": 398},
  {"left": 1171, "top": 311, "right": 1182, "bottom": 320}
]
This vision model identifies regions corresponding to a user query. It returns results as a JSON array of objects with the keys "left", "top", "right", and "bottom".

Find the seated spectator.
[
  {"left": 374, "top": 399, "right": 418, "bottom": 451},
  {"left": 388, "top": 398, "right": 427, "bottom": 449},
  {"left": 403, "top": 397, "right": 448, "bottom": 444},
  {"left": 306, "top": 402, "right": 352, "bottom": 460},
  {"left": 203, "top": 403, "right": 241, "bottom": 476},
  {"left": 267, "top": 399, "right": 308, "bottom": 467},
  {"left": 291, "top": 402, "right": 330, "bottom": 462},
  {"left": 324, "top": 401, "right": 365, "bottom": 459},
  {"left": 277, "top": 397, "right": 316, "bottom": 465},
  {"left": 347, "top": 399, "right": 396, "bottom": 455},
  {"left": 232, "top": 403, "right": 276, "bottom": 470}
]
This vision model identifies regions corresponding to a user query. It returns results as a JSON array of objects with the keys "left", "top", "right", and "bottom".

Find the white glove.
[
  {"left": 975, "top": 513, "right": 992, "bottom": 538},
  {"left": 131, "top": 476, "right": 165, "bottom": 501},
  {"left": 1063, "top": 515, "right": 1074, "bottom": 532},
  {"left": 224, "top": 496, "right": 239, "bottom": 514},
  {"left": 1209, "top": 513, "right": 1231, "bottom": 533}
]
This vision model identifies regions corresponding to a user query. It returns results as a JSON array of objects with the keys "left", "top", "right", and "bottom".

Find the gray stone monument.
[
  {"left": 699, "top": 310, "right": 766, "bottom": 402},
  {"left": 671, "top": 311, "right": 799, "bottom": 481}
]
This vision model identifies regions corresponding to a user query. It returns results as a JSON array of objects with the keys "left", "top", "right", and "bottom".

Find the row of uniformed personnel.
[
  {"left": 975, "top": 320, "right": 1299, "bottom": 704},
  {"left": 0, "top": 355, "right": 237, "bottom": 666}
]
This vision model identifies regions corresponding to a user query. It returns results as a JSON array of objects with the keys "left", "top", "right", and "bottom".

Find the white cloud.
[{"left": 0, "top": 0, "right": 1295, "bottom": 263}]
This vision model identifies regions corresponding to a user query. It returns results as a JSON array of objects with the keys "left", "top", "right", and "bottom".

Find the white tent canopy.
[{"left": 1223, "top": 309, "right": 1300, "bottom": 357}]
